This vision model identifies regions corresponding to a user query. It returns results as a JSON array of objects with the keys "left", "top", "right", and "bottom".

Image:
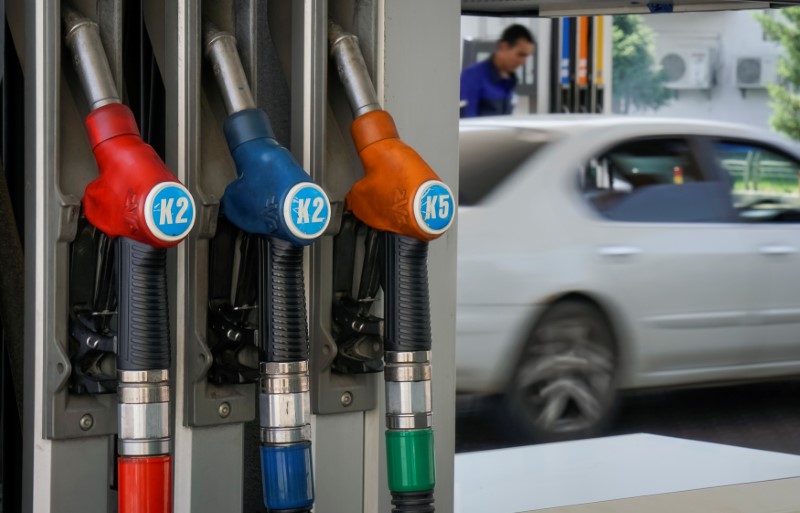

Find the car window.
[
  {"left": 459, "top": 127, "right": 552, "bottom": 206},
  {"left": 713, "top": 141, "right": 800, "bottom": 223},
  {"left": 580, "top": 138, "right": 735, "bottom": 223}
]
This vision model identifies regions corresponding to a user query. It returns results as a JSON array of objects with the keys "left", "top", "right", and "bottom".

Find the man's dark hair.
[{"left": 499, "top": 24, "right": 534, "bottom": 47}]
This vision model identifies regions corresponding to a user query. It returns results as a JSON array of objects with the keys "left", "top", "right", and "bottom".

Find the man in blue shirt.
[{"left": 460, "top": 25, "right": 535, "bottom": 118}]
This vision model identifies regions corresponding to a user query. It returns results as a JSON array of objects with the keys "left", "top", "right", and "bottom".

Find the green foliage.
[
  {"left": 612, "top": 15, "right": 673, "bottom": 113},
  {"left": 756, "top": 8, "right": 800, "bottom": 140}
]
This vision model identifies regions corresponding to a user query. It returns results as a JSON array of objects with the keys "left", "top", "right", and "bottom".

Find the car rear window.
[{"left": 459, "top": 127, "right": 552, "bottom": 206}]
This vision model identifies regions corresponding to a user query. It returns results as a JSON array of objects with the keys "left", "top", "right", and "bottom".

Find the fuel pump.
[
  {"left": 63, "top": 7, "right": 195, "bottom": 513},
  {"left": 203, "top": 25, "right": 331, "bottom": 513},
  {"left": 593, "top": 17, "right": 606, "bottom": 113},
  {"left": 328, "top": 21, "right": 455, "bottom": 513},
  {"left": 559, "top": 18, "right": 573, "bottom": 113},
  {"left": 576, "top": 16, "right": 590, "bottom": 113}
]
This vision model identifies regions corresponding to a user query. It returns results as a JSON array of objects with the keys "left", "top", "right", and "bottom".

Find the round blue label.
[
  {"left": 415, "top": 182, "right": 454, "bottom": 234},
  {"left": 285, "top": 183, "right": 331, "bottom": 239},
  {"left": 147, "top": 183, "right": 195, "bottom": 240}
]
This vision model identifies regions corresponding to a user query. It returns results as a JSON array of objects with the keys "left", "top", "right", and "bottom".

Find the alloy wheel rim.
[{"left": 515, "top": 319, "right": 615, "bottom": 434}]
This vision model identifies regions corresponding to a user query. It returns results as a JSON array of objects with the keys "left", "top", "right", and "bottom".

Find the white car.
[{"left": 456, "top": 116, "right": 800, "bottom": 441}]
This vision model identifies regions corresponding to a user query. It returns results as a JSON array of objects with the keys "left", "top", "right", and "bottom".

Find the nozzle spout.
[
  {"left": 63, "top": 7, "right": 121, "bottom": 111},
  {"left": 328, "top": 21, "right": 381, "bottom": 118},
  {"left": 204, "top": 23, "right": 257, "bottom": 115}
]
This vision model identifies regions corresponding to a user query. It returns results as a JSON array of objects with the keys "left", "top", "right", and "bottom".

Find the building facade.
[{"left": 641, "top": 10, "right": 781, "bottom": 131}]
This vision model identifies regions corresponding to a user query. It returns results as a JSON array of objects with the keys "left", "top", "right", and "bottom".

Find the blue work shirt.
[{"left": 460, "top": 57, "right": 517, "bottom": 118}]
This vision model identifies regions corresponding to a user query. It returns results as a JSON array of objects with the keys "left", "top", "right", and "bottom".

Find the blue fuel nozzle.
[{"left": 221, "top": 109, "right": 330, "bottom": 247}]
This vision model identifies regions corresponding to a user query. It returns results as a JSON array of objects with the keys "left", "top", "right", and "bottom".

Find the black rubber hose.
[
  {"left": 116, "top": 237, "right": 170, "bottom": 370},
  {"left": 383, "top": 233, "right": 431, "bottom": 353},
  {"left": 258, "top": 237, "right": 309, "bottom": 362},
  {"left": 391, "top": 491, "right": 435, "bottom": 513}
]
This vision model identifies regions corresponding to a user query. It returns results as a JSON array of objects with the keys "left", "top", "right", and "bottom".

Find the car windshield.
[{"left": 459, "top": 126, "right": 554, "bottom": 206}]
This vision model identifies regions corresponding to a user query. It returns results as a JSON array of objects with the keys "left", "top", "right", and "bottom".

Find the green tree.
[
  {"left": 756, "top": 9, "right": 800, "bottom": 140},
  {"left": 612, "top": 15, "right": 672, "bottom": 113}
]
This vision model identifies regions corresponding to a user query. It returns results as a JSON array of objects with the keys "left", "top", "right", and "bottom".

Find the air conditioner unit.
[
  {"left": 736, "top": 56, "right": 778, "bottom": 89},
  {"left": 658, "top": 47, "right": 715, "bottom": 90}
]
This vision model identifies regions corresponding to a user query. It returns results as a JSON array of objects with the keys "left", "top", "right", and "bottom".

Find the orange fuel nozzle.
[{"left": 347, "top": 110, "right": 454, "bottom": 242}]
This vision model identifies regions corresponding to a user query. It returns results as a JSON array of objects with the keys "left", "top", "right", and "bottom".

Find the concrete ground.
[{"left": 456, "top": 379, "right": 800, "bottom": 455}]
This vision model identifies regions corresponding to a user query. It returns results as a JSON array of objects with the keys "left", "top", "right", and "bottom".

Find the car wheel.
[{"left": 505, "top": 300, "right": 618, "bottom": 442}]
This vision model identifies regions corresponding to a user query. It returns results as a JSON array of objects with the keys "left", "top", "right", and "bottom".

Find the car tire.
[{"left": 504, "top": 300, "right": 619, "bottom": 443}]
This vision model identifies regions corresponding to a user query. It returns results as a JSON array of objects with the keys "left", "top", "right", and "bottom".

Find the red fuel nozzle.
[{"left": 83, "top": 103, "right": 192, "bottom": 248}]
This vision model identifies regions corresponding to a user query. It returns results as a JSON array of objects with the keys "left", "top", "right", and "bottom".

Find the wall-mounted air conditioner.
[
  {"left": 736, "top": 56, "right": 778, "bottom": 89},
  {"left": 658, "top": 47, "right": 715, "bottom": 90}
]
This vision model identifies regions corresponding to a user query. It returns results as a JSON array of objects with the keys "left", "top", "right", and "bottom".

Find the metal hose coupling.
[
  {"left": 259, "top": 361, "right": 315, "bottom": 511},
  {"left": 384, "top": 351, "right": 436, "bottom": 509},
  {"left": 117, "top": 370, "right": 171, "bottom": 456},
  {"left": 259, "top": 361, "right": 311, "bottom": 443},
  {"left": 385, "top": 351, "right": 432, "bottom": 430},
  {"left": 117, "top": 369, "right": 173, "bottom": 513}
]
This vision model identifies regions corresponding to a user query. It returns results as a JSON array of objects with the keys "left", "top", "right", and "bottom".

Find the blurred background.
[
  {"left": 456, "top": 8, "right": 800, "bottom": 456},
  {"left": 460, "top": 10, "right": 790, "bottom": 125}
]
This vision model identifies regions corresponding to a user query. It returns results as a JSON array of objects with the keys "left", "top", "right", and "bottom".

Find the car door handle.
[
  {"left": 759, "top": 245, "right": 798, "bottom": 256},
  {"left": 599, "top": 246, "right": 642, "bottom": 257}
]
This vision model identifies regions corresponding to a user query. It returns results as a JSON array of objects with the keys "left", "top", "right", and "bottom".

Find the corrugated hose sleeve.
[
  {"left": 391, "top": 491, "right": 435, "bottom": 513},
  {"left": 384, "top": 233, "right": 431, "bottom": 352},
  {"left": 259, "top": 237, "right": 309, "bottom": 362},
  {"left": 116, "top": 237, "right": 170, "bottom": 370}
]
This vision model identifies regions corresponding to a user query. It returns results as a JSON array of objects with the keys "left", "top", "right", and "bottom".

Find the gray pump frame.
[{"left": 18, "top": 0, "right": 458, "bottom": 512}]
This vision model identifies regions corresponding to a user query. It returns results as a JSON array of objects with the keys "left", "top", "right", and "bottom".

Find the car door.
[
  {"left": 707, "top": 138, "right": 800, "bottom": 366},
  {"left": 580, "top": 137, "right": 755, "bottom": 385}
]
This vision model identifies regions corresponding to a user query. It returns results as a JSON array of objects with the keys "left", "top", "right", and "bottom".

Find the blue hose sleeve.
[{"left": 260, "top": 443, "right": 314, "bottom": 511}]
